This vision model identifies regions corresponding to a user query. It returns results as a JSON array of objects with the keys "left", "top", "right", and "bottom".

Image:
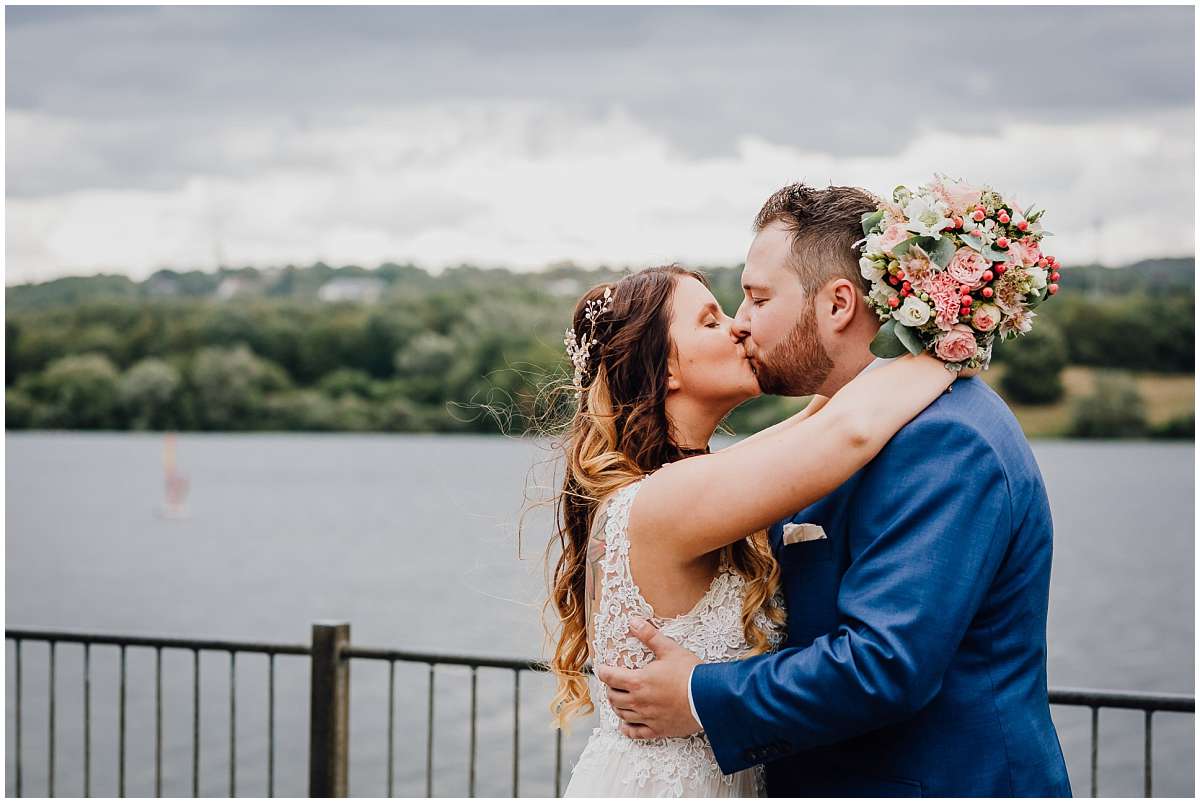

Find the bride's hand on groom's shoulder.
[
  {"left": 594, "top": 618, "right": 702, "bottom": 740},
  {"left": 956, "top": 362, "right": 982, "bottom": 380},
  {"left": 914, "top": 350, "right": 981, "bottom": 381}
]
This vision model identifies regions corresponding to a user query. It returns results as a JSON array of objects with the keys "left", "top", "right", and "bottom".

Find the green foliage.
[
  {"left": 188, "top": 345, "right": 292, "bottom": 430},
  {"left": 18, "top": 353, "right": 122, "bottom": 429},
  {"left": 6, "top": 387, "right": 37, "bottom": 429},
  {"left": 989, "top": 292, "right": 1193, "bottom": 374},
  {"left": 371, "top": 395, "right": 424, "bottom": 432},
  {"left": 1067, "top": 372, "right": 1149, "bottom": 439},
  {"left": 74, "top": 323, "right": 126, "bottom": 365},
  {"left": 1151, "top": 413, "right": 1194, "bottom": 440},
  {"left": 263, "top": 389, "right": 375, "bottom": 431},
  {"left": 1029, "top": 293, "right": 1191, "bottom": 373},
  {"left": 1059, "top": 258, "right": 1194, "bottom": 297},
  {"left": 5, "top": 273, "right": 140, "bottom": 309},
  {"left": 8, "top": 324, "right": 77, "bottom": 381},
  {"left": 929, "top": 236, "right": 956, "bottom": 268},
  {"left": 293, "top": 309, "right": 373, "bottom": 384},
  {"left": 317, "top": 368, "right": 377, "bottom": 400},
  {"left": 723, "top": 395, "right": 811, "bottom": 435},
  {"left": 870, "top": 320, "right": 909, "bottom": 358},
  {"left": 893, "top": 320, "right": 924, "bottom": 356},
  {"left": 998, "top": 323, "right": 1068, "bottom": 405},
  {"left": 118, "top": 358, "right": 182, "bottom": 430},
  {"left": 3, "top": 259, "right": 1193, "bottom": 436}
]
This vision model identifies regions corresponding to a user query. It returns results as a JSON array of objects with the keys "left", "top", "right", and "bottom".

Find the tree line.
[{"left": 5, "top": 259, "right": 1193, "bottom": 436}]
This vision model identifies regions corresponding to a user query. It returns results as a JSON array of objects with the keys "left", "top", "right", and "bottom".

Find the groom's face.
[{"left": 733, "top": 221, "right": 833, "bottom": 396}]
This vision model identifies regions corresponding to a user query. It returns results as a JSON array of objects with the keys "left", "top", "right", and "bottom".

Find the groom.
[{"left": 595, "top": 183, "right": 1072, "bottom": 796}]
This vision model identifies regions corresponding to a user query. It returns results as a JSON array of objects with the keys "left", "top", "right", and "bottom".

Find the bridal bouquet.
[{"left": 858, "top": 176, "right": 1059, "bottom": 370}]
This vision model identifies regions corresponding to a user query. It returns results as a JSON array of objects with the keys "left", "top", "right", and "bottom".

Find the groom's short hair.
[{"left": 753, "top": 183, "right": 879, "bottom": 294}]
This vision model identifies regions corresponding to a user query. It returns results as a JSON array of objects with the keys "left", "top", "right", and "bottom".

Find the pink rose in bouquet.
[
  {"left": 970, "top": 303, "right": 1003, "bottom": 333},
  {"left": 934, "top": 324, "right": 978, "bottom": 363},
  {"left": 878, "top": 222, "right": 910, "bottom": 253},
  {"left": 1006, "top": 237, "right": 1042, "bottom": 269},
  {"left": 1022, "top": 237, "right": 1043, "bottom": 264},
  {"left": 947, "top": 247, "right": 990, "bottom": 288}
]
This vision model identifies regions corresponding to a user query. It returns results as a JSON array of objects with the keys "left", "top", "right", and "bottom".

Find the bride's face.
[{"left": 665, "top": 276, "right": 761, "bottom": 408}]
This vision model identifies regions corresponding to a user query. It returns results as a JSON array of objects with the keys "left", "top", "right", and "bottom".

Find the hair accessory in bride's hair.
[{"left": 563, "top": 286, "right": 614, "bottom": 391}]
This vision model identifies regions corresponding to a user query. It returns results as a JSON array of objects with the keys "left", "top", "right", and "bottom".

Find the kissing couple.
[{"left": 544, "top": 182, "right": 1072, "bottom": 797}]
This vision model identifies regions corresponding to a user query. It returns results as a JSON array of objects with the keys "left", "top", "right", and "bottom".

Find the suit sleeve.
[{"left": 692, "top": 417, "right": 1014, "bottom": 774}]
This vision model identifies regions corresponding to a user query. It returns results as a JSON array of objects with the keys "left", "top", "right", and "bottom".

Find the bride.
[{"left": 544, "top": 264, "right": 965, "bottom": 796}]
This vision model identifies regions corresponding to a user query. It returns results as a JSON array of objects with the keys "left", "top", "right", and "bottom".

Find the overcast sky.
[{"left": 6, "top": 5, "right": 1195, "bottom": 285}]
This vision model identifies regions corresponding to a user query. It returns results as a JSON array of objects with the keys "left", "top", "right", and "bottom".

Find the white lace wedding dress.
[{"left": 563, "top": 476, "right": 784, "bottom": 797}]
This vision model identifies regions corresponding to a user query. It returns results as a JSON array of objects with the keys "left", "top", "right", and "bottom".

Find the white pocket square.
[{"left": 782, "top": 522, "right": 827, "bottom": 546}]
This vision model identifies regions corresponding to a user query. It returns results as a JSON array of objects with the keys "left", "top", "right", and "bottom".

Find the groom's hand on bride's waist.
[{"left": 594, "top": 617, "right": 701, "bottom": 740}]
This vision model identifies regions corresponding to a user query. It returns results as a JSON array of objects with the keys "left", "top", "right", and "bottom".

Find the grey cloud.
[{"left": 7, "top": 5, "right": 1194, "bottom": 196}]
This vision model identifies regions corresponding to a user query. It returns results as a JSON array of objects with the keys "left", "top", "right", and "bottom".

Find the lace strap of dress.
[
  {"left": 606, "top": 477, "right": 733, "bottom": 571},
  {"left": 587, "top": 476, "right": 657, "bottom": 671},
  {"left": 601, "top": 477, "right": 648, "bottom": 584}
]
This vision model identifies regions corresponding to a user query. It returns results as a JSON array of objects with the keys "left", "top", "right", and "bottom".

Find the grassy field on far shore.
[{"left": 981, "top": 365, "right": 1193, "bottom": 438}]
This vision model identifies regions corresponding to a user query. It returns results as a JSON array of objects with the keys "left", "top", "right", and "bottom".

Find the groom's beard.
[{"left": 752, "top": 299, "right": 833, "bottom": 397}]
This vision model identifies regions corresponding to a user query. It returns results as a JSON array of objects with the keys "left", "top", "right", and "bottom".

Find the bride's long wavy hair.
[{"left": 544, "top": 265, "right": 785, "bottom": 729}]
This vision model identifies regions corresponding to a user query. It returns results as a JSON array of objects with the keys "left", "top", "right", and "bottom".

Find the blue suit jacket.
[{"left": 692, "top": 377, "right": 1072, "bottom": 796}]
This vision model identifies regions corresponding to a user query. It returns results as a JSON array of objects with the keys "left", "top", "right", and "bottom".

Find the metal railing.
[
  {"left": 1049, "top": 687, "right": 1194, "bottom": 797},
  {"left": 339, "top": 641, "right": 553, "bottom": 797},
  {"left": 6, "top": 626, "right": 310, "bottom": 797},
  {"left": 6, "top": 623, "right": 1194, "bottom": 797}
]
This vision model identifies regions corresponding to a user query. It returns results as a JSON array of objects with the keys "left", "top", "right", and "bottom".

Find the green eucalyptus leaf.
[
  {"left": 982, "top": 245, "right": 1009, "bottom": 262},
  {"left": 930, "top": 235, "right": 956, "bottom": 268},
  {"left": 893, "top": 320, "right": 926, "bottom": 356},
  {"left": 869, "top": 319, "right": 908, "bottom": 359},
  {"left": 861, "top": 209, "right": 885, "bottom": 236},
  {"left": 959, "top": 231, "right": 985, "bottom": 252},
  {"left": 890, "top": 235, "right": 922, "bottom": 256}
]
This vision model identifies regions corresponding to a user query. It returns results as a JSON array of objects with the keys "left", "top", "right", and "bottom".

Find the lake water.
[{"left": 5, "top": 433, "right": 1195, "bottom": 797}]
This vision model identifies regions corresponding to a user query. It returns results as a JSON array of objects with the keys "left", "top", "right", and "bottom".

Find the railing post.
[{"left": 309, "top": 622, "right": 350, "bottom": 797}]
